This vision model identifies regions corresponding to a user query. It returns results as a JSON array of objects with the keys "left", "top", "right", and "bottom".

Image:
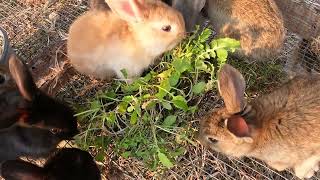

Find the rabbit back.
[
  {"left": 207, "top": 0, "right": 285, "bottom": 61},
  {"left": 246, "top": 74, "right": 320, "bottom": 163}
]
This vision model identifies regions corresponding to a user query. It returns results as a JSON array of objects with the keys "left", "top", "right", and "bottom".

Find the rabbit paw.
[
  {"left": 304, "top": 164, "right": 319, "bottom": 179},
  {"left": 294, "top": 156, "right": 320, "bottom": 179}
]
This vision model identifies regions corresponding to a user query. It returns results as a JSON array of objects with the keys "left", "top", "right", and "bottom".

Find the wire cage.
[{"left": 0, "top": 0, "right": 319, "bottom": 180}]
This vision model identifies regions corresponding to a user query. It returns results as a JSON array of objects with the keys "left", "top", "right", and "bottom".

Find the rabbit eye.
[
  {"left": 207, "top": 137, "right": 219, "bottom": 144},
  {"left": 161, "top": 25, "right": 171, "bottom": 32},
  {"left": 50, "top": 128, "right": 62, "bottom": 134}
]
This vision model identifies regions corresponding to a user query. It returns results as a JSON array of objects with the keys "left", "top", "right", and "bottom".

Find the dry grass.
[{"left": 1, "top": 0, "right": 320, "bottom": 180}]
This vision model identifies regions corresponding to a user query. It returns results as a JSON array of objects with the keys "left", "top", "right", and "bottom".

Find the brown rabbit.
[
  {"left": 67, "top": 0, "right": 186, "bottom": 82},
  {"left": 199, "top": 64, "right": 320, "bottom": 179},
  {"left": 205, "top": 0, "right": 285, "bottom": 61}
]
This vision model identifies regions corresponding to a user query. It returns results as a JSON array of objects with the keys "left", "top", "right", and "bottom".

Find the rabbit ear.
[
  {"left": 218, "top": 64, "right": 246, "bottom": 114},
  {"left": 8, "top": 54, "right": 37, "bottom": 101},
  {"left": 226, "top": 115, "right": 250, "bottom": 137},
  {"left": 1, "top": 160, "right": 45, "bottom": 180},
  {"left": 106, "top": 0, "right": 146, "bottom": 22}
]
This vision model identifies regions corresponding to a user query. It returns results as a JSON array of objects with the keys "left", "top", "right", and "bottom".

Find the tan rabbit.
[
  {"left": 206, "top": 0, "right": 285, "bottom": 61},
  {"left": 199, "top": 64, "right": 320, "bottom": 179},
  {"left": 67, "top": 0, "right": 186, "bottom": 82}
]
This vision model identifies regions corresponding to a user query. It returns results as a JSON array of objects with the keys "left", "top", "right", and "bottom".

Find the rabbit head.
[
  {"left": 7, "top": 54, "right": 79, "bottom": 139},
  {"left": 199, "top": 64, "right": 256, "bottom": 157},
  {"left": 106, "top": 0, "right": 186, "bottom": 54},
  {"left": 1, "top": 148, "right": 101, "bottom": 180},
  {"left": 169, "top": 0, "right": 207, "bottom": 31}
]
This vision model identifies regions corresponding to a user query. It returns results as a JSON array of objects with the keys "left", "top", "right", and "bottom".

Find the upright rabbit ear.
[
  {"left": 218, "top": 64, "right": 246, "bottom": 114},
  {"left": 106, "top": 0, "right": 146, "bottom": 22},
  {"left": 8, "top": 54, "right": 37, "bottom": 102},
  {"left": 1, "top": 160, "right": 45, "bottom": 180}
]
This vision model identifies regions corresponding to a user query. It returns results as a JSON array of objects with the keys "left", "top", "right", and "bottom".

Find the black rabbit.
[
  {"left": 1, "top": 148, "right": 101, "bottom": 180},
  {"left": 0, "top": 53, "right": 79, "bottom": 162}
]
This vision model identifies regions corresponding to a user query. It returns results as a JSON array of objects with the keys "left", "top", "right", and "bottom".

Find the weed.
[{"left": 75, "top": 27, "right": 240, "bottom": 170}]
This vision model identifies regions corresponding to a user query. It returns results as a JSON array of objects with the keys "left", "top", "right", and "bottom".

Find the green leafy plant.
[{"left": 75, "top": 27, "right": 240, "bottom": 170}]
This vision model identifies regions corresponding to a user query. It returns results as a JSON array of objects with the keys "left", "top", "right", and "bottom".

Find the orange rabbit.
[{"left": 67, "top": 0, "right": 186, "bottom": 82}]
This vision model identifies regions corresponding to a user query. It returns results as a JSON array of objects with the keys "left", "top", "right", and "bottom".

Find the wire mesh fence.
[{"left": 0, "top": 0, "right": 319, "bottom": 180}]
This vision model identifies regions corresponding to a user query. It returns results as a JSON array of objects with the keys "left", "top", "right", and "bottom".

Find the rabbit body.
[
  {"left": 199, "top": 64, "right": 320, "bottom": 178},
  {"left": 68, "top": 0, "right": 186, "bottom": 81},
  {"left": 1, "top": 148, "right": 101, "bottom": 180},
  {"left": 206, "top": 0, "right": 285, "bottom": 61}
]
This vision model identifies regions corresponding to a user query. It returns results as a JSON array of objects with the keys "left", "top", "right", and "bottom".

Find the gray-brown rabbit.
[
  {"left": 163, "top": 0, "right": 207, "bottom": 31},
  {"left": 199, "top": 64, "right": 320, "bottom": 179},
  {"left": 206, "top": 0, "right": 285, "bottom": 61}
]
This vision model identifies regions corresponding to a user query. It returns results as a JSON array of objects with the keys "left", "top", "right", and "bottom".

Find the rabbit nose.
[{"left": 207, "top": 137, "right": 218, "bottom": 144}]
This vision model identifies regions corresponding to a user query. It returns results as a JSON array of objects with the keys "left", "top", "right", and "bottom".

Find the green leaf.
[
  {"left": 120, "top": 69, "right": 128, "bottom": 79},
  {"left": 161, "top": 101, "right": 172, "bottom": 110},
  {"left": 106, "top": 112, "right": 116, "bottom": 125},
  {"left": 171, "top": 147, "right": 186, "bottom": 157},
  {"left": 162, "top": 115, "right": 177, "bottom": 127},
  {"left": 172, "top": 96, "right": 188, "bottom": 111},
  {"left": 156, "top": 79, "right": 171, "bottom": 99},
  {"left": 135, "top": 104, "right": 142, "bottom": 116},
  {"left": 172, "top": 58, "right": 192, "bottom": 73},
  {"left": 188, "top": 106, "right": 198, "bottom": 113},
  {"left": 103, "top": 91, "right": 116, "bottom": 99},
  {"left": 195, "top": 60, "right": 208, "bottom": 72},
  {"left": 118, "top": 101, "right": 128, "bottom": 114},
  {"left": 122, "top": 151, "right": 131, "bottom": 158},
  {"left": 216, "top": 49, "right": 228, "bottom": 62},
  {"left": 90, "top": 100, "right": 101, "bottom": 109},
  {"left": 130, "top": 111, "right": 138, "bottom": 125},
  {"left": 122, "top": 96, "right": 134, "bottom": 102},
  {"left": 127, "top": 106, "right": 134, "bottom": 113},
  {"left": 122, "top": 82, "right": 140, "bottom": 92},
  {"left": 169, "top": 71, "right": 180, "bottom": 86},
  {"left": 211, "top": 38, "right": 240, "bottom": 50},
  {"left": 158, "top": 69, "right": 172, "bottom": 79},
  {"left": 192, "top": 82, "right": 206, "bottom": 94},
  {"left": 158, "top": 152, "right": 173, "bottom": 168},
  {"left": 95, "top": 151, "right": 105, "bottom": 162},
  {"left": 198, "top": 28, "right": 212, "bottom": 43},
  {"left": 142, "top": 112, "right": 151, "bottom": 123}
]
